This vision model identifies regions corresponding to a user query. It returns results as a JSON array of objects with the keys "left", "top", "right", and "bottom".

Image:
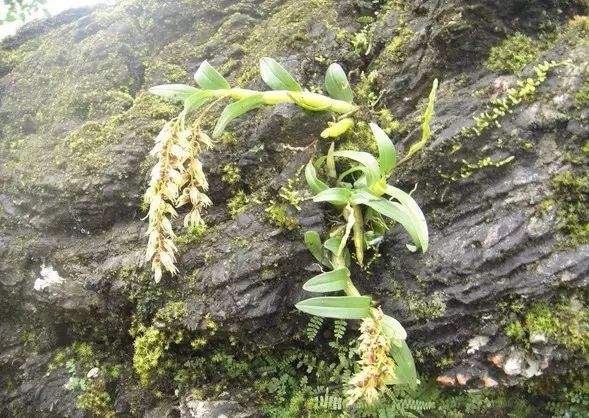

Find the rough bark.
[{"left": 0, "top": 0, "right": 587, "bottom": 416}]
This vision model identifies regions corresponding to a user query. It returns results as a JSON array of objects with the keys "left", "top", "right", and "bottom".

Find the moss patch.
[
  {"left": 552, "top": 170, "right": 589, "bottom": 247},
  {"left": 227, "top": 190, "right": 250, "bottom": 218},
  {"left": 505, "top": 298, "right": 589, "bottom": 358},
  {"left": 265, "top": 202, "right": 299, "bottom": 230},
  {"left": 485, "top": 33, "right": 542, "bottom": 74}
]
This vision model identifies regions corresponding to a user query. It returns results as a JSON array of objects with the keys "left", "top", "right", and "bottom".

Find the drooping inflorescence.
[
  {"left": 347, "top": 309, "right": 396, "bottom": 405},
  {"left": 144, "top": 118, "right": 212, "bottom": 282}
]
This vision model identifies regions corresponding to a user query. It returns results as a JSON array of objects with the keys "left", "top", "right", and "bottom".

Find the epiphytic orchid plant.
[{"left": 146, "top": 56, "right": 438, "bottom": 406}]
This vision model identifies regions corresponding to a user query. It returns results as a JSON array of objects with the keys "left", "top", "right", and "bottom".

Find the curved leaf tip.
[{"left": 259, "top": 57, "right": 302, "bottom": 92}]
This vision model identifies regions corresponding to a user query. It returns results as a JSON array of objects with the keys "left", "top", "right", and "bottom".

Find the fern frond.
[
  {"left": 333, "top": 319, "right": 347, "bottom": 341},
  {"left": 306, "top": 315, "right": 324, "bottom": 341}
]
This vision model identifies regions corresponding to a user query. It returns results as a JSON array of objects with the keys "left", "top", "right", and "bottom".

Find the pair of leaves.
[
  {"left": 349, "top": 190, "right": 428, "bottom": 253},
  {"left": 332, "top": 150, "right": 381, "bottom": 187},
  {"left": 261, "top": 58, "right": 354, "bottom": 105},
  {"left": 300, "top": 232, "right": 363, "bottom": 319},
  {"left": 194, "top": 60, "right": 231, "bottom": 90},
  {"left": 260, "top": 57, "right": 302, "bottom": 92},
  {"left": 150, "top": 60, "right": 232, "bottom": 100},
  {"left": 384, "top": 185, "right": 428, "bottom": 253}
]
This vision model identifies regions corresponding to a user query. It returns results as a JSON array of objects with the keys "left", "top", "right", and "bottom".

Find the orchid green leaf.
[
  {"left": 384, "top": 185, "right": 428, "bottom": 253},
  {"left": 304, "top": 231, "right": 331, "bottom": 268},
  {"left": 387, "top": 341, "right": 418, "bottom": 386},
  {"left": 382, "top": 314, "right": 407, "bottom": 341},
  {"left": 325, "top": 63, "right": 354, "bottom": 103},
  {"left": 305, "top": 161, "right": 329, "bottom": 194},
  {"left": 332, "top": 150, "right": 381, "bottom": 187},
  {"left": 302, "top": 267, "right": 350, "bottom": 293},
  {"left": 295, "top": 296, "right": 372, "bottom": 319},
  {"left": 260, "top": 57, "right": 302, "bottom": 92},
  {"left": 313, "top": 187, "right": 352, "bottom": 206},
  {"left": 194, "top": 60, "right": 230, "bottom": 90},
  {"left": 183, "top": 90, "right": 214, "bottom": 113},
  {"left": 149, "top": 84, "right": 200, "bottom": 102},
  {"left": 370, "top": 122, "right": 396, "bottom": 176},
  {"left": 213, "top": 94, "right": 264, "bottom": 138}
]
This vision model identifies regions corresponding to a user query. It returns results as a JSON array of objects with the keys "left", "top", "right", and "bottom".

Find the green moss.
[
  {"left": 143, "top": 58, "right": 190, "bottom": 85},
  {"left": 552, "top": 170, "right": 589, "bottom": 247},
  {"left": 278, "top": 179, "right": 303, "bottom": 210},
  {"left": 460, "top": 60, "right": 561, "bottom": 139},
  {"left": 154, "top": 301, "right": 187, "bottom": 324},
  {"left": 441, "top": 155, "right": 515, "bottom": 181},
  {"left": 354, "top": 70, "right": 380, "bottom": 108},
  {"left": 49, "top": 92, "right": 178, "bottom": 175},
  {"left": 236, "top": 0, "right": 337, "bottom": 84},
  {"left": 0, "top": 38, "right": 41, "bottom": 75},
  {"left": 350, "top": 27, "right": 371, "bottom": 55},
  {"left": 76, "top": 380, "right": 115, "bottom": 418},
  {"left": 575, "top": 82, "right": 589, "bottom": 107},
  {"left": 380, "top": 24, "right": 413, "bottom": 64},
  {"left": 505, "top": 320, "right": 526, "bottom": 341},
  {"left": 220, "top": 130, "right": 238, "bottom": 146},
  {"left": 133, "top": 325, "right": 167, "bottom": 386},
  {"left": 46, "top": 341, "right": 118, "bottom": 416},
  {"left": 19, "top": 330, "right": 40, "bottom": 351},
  {"left": 388, "top": 279, "right": 447, "bottom": 321},
  {"left": 505, "top": 299, "right": 589, "bottom": 357},
  {"left": 265, "top": 202, "right": 299, "bottom": 230},
  {"left": 338, "top": 121, "right": 378, "bottom": 155},
  {"left": 227, "top": 190, "right": 250, "bottom": 218},
  {"left": 545, "top": 375, "right": 589, "bottom": 418},
  {"left": 485, "top": 33, "right": 541, "bottom": 74},
  {"left": 176, "top": 224, "right": 208, "bottom": 245},
  {"left": 221, "top": 163, "right": 241, "bottom": 185},
  {"left": 458, "top": 155, "right": 515, "bottom": 179},
  {"left": 406, "top": 291, "right": 447, "bottom": 320},
  {"left": 377, "top": 108, "right": 407, "bottom": 136},
  {"left": 132, "top": 301, "right": 189, "bottom": 386}
]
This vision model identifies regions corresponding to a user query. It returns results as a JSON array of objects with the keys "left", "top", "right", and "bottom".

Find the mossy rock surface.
[{"left": 0, "top": 0, "right": 588, "bottom": 416}]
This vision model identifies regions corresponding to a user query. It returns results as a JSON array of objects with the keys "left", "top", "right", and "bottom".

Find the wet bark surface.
[{"left": 0, "top": 0, "right": 587, "bottom": 415}]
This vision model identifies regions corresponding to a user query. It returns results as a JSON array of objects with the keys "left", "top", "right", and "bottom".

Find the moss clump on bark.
[
  {"left": 485, "top": 33, "right": 542, "bottom": 74},
  {"left": 505, "top": 298, "right": 589, "bottom": 357},
  {"left": 552, "top": 170, "right": 589, "bottom": 247}
]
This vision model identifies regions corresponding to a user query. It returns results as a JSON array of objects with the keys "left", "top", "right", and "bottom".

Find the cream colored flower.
[
  {"left": 347, "top": 308, "right": 395, "bottom": 405},
  {"left": 143, "top": 119, "right": 214, "bottom": 282}
]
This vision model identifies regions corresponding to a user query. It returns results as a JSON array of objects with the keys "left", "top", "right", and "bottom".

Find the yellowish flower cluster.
[
  {"left": 347, "top": 308, "right": 395, "bottom": 405},
  {"left": 144, "top": 118, "right": 212, "bottom": 282}
]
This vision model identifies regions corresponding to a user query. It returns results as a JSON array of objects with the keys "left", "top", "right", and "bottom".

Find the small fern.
[
  {"left": 306, "top": 315, "right": 324, "bottom": 341},
  {"left": 333, "top": 319, "right": 347, "bottom": 341},
  {"left": 311, "top": 387, "right": 344, "bottom": 411}
]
